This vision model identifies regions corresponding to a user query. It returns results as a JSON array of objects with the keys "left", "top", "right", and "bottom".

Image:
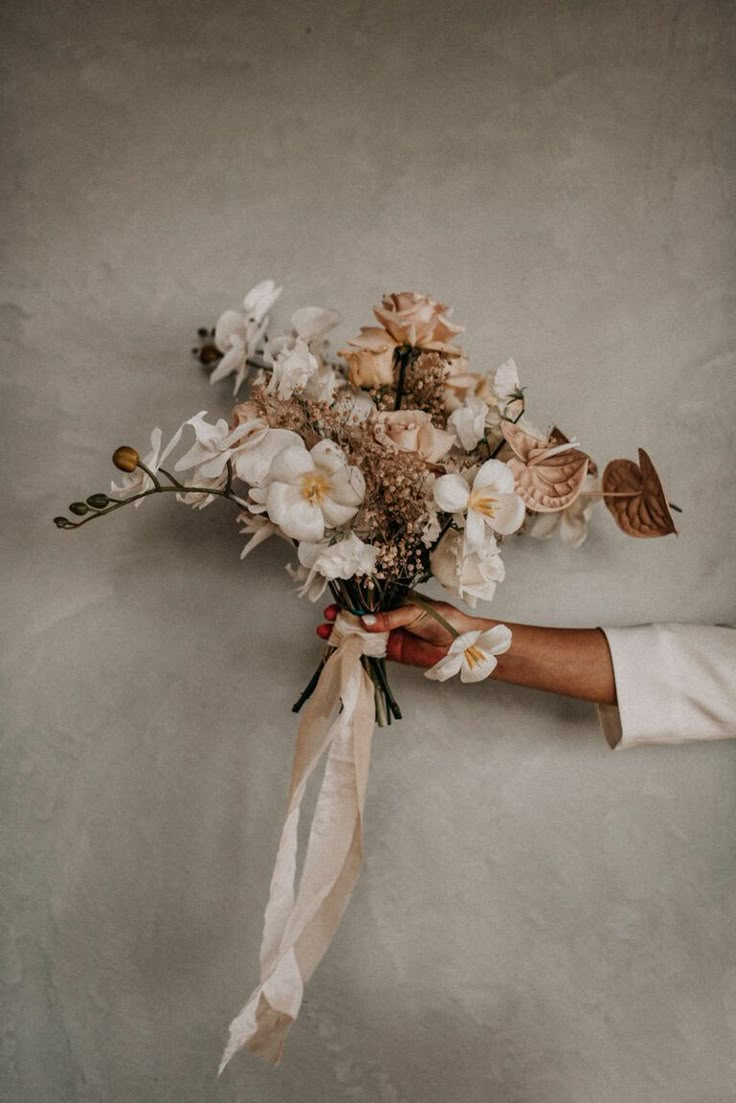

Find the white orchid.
[
  {"left": 425, "top": 624, "right": 513, "bottom": 683},
  {"left": 237, "top": 511, "right": 284, "bottom": 560},
  {"left": 430, "top": 527, "right": 505, "bottom": 608},
  {"left": 525, "top": 473, "right": 600, "bottom": 548},
  {"left": 210, "top": 279, "right": 283, "bottom": 395},
  {"left": 231, "top": 423, "right": 304, "bottom": 488},
  {"left": 433, "top": 459, "right": 525, "bottom": 552},
  {"left": 110, "top": 424, "right": 183, "bottom": 505},
  {"left": 448, "top": 396, "right": 489, "bottom": 451},
  {"left": 253, "top": 439, "right": 365, "bottom": 543},
  {"left": 173, "top": 411, "right": 254, "bottom": 507},
  {"left": 267, "top": 338, "right": 320, "bottom": 400},
  {"left": 292, "top": 534, "right": 379, "bottom": 600}
]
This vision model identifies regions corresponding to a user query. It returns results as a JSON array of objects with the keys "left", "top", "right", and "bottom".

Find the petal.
[
  {"left": 446, "top": 629, "right": 482, "bottom": 656},
  {"left": 267, "top": 484, "right": 324, "bottom": 542},
  {"left": 560, "top": 509, "right": 589, "bottom": 548},
  {"left": 310, "top": 439, "right": 349, "bottom": 475},
  {"left": 433, "top": 474, "right": 470, "bottom": 514},
  {"left": 488, "top": 493, "right": 526, "bottom": 535},
  {"left": 321, "top": 496, "right": 359, "bottom": 528},
  {"left": 424, "top": 652, "right": 464, "bottom": 682},
  {"left": 327, "top": 465, "right": 365, "bottom": 506},
  {"left": 474, "top": 458, "right": 516, "bottom": 493},
  {"left": 268, "top": 445, "right": 313, "bottom": 484},
  {"left": 526, "top": 511, "right": 560, "bottom": 540},
  {"left": 476, "top": 623, "right": 513, "bottom": 655},
  {"left": 464, "top": 508, "right": 487, "bottom": 552},
  {"left": 291, "top": 306, "right": 340, "bottom": 341},
  {"left": 214, "top": 310, "right": 246, "bottom": 351}
]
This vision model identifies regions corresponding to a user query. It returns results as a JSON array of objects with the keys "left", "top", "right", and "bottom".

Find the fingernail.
[{"left": 362, "top": 615, "right": 377, "bottom": 626}]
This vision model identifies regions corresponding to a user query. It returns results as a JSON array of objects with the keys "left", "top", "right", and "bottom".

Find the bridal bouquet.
[{"left": 53, "top": 282, "right": 677, "bottom": 1070}]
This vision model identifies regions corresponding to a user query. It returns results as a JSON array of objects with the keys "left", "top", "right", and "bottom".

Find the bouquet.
[{"left": 54, "top": 282, "right": 677, "bottom": 1070}]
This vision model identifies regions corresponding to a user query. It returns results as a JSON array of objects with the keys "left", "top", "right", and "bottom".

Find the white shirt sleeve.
[{"left": 596, "top": 623, "right": 736, "bottom": 749}]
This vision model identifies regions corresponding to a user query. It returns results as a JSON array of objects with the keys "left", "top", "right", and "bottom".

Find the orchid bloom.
[
  {"left": 433, "top": 459, "right": 525, "bottom": 552},
  {"left": 257, "top": 440, "right": 365, "bottom": 543},
  {"left": 210, "top": 279, "right": 283, "bottom": 394},
  {"left": 293, "top": 534, "right": 379, "bottom": 600},
  {"left": 425, "top": 624, "right": 513, "bottom": 683},
  {"left": 448, "top": 395, "right": 489, "bottom": 451},
  {"left": 237, "top": 511, "right": 283, "bottom": 560},
  {"left": 267, "top": 306, "right": 341, "bottom": 402},
  {"left": 110, "top": 424, "right": 183, "bottom": 505}
]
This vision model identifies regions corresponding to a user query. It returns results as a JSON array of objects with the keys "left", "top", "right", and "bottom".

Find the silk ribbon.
[{"left": 219, "top": 612, "right": 388, "bottom": 1072}]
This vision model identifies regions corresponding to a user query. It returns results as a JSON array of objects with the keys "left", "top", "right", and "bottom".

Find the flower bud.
[
  {"left": 69, "top": 501, "right": 89, "bottom": 516},
  {"left": 53, "top": 516, "right": 73, "bottom": 529},
  {"left": 87, "top": 493, "right": 110, "bottom": 509},
  {"left": 113, "top": 446, "right": 139, "bottom": 473}
]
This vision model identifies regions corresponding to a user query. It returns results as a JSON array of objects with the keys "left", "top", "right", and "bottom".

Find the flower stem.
[{"left": 402, "top": 590, "right": 460, "bottom": 640}]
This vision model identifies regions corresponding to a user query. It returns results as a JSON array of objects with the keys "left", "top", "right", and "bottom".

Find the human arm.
[{"left": 316, "top": 598, "right": 617, "bottom": 706}]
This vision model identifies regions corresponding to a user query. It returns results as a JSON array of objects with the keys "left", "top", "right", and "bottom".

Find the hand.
[{"left": 316, "top": 596, "right": 492, "bottom": 669}]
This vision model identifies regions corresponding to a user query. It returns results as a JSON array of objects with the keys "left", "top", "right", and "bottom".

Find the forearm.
[{"left": 484, "top": 620, "right": 617, "bottom": 706}]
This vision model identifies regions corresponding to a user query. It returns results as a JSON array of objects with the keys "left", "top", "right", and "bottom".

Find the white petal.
[
  {"left": 267, "top": 484, "right": 324, "bottom": 542},
  {"left": 424, "top": 652, "right": 464, "bottom": 682},
  {"left": 434, "top": 474, "right": 470, "bottom": 514},
  {"left": 474, "top": 459, "right": 515, "bottom": 493},
  {"left": 464, "top": 508, "right": 487, "bottom": 552},
  {"left": 310, "top": 439, "right": 349, "bottom": 475},
  {"left": 476, "top": 623, "right": 513, "bottom": 655},
  {"left": 321, "top": 496, "right": 359, "bottom": 528},
  {"left": 488, "top": 493, "right": 526, "bottom": 535},
  {"left": 526, "top": 511, "right": 560, "bottom": 540},
  {"left": 446, "top": 629, "right": 483, "bottom": 656},
  {"left": 560, "top": 509, "right": 589, "bottom": 548},
  {"left": 291, "top": 306, "right": 341, "bottom": 341},
  {"left": 214, "top": 310, "right": 246, "bottom": 351},
  {"left": 327, "top": 465, "right": 365, "bottom": 506},
  {"left": 268, "top": 445, "right": 313, "bottom": 485}
]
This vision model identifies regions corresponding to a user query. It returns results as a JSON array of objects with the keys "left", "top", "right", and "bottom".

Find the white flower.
[
  {"left": 525, "top": 474, "right": 599, "bottom": 548},
  {"left": 237, "top": 511, "right": 284, "bottom": 560},
  {"left": 173, "top": 411, "right": 253, "bottom": 508},
  {"left": 425, "top": 624, "right": 512, "bottom": 683},
  {"left": 231, "top": 424, "right": 304, "bottom": 488},
  {"left": 210, "top": 279, "right": 282, "bottom": 394},
  {"left": 267, "top": 307, "right": 341, "bottom": 402},
  {"left": 433, "top": 459, "right": 525, "bottom": 551},
  {"left": 292, "top": 534, "right": 379, "bottom": 600},
  {"left": 448, "top": 396, "right": 488, "bottom": 451},
  {"left": 110, "top": 425, "right": 183, "bottom": 505},
  {"left": 259, "top": 440, "right": 365, "bottom": 543},
  {"left": 267, "top": 339, "right": 320, "bottom": 400},
  {"left": 430, "top": 528, "right": 505, "bottom": 608}
]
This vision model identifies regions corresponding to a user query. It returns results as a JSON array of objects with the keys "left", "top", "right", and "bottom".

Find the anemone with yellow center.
[
  {"left": 425, "top": 624, "right": 513, "bottom": 684},
  {"left": 264, "top": 440, "right": 366, "bottom": 543},
  {"left": 433, "top": 458, "right": 526, "bottom": 553}
]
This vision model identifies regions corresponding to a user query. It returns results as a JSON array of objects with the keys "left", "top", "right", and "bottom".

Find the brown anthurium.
[{"left": 602, "top": 449, "right": 678, "bottom": 538}]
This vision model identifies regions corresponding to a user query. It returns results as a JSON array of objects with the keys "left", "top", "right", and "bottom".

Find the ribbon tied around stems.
[{"left": 219, "top": 612, "right": 389, "bottom": 1073}]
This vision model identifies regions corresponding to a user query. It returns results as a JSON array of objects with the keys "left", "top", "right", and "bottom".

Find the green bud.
[
  {"left": 69, "top": 502, "right": 89, "bottom": 516},
  {"left": 87, "top": 494, "right": 110, "bottom": 509}
]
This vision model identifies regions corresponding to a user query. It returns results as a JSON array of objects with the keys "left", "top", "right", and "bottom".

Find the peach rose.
[
  {"left": 373, "top": 291, "right": 463, "bottom": 352},
  {"left": 374, "top": 409, "right": 456, "bottom": 464},
  {"left": 337, "top": 327, "right": 396, "bottom": 388}
]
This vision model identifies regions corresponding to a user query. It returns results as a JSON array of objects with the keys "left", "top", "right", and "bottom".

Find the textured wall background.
[{"left": 2, "top": 1, "right": 735, "bottom": 1100}]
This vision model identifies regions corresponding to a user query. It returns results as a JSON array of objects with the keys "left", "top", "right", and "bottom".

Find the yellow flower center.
[
  {"left": 464, "top": 645, "right": 485, "bottom": 669},
  {"left": 300, "top": 472, "right": 330, "bottom": 505},
  {"left": 469, "top": 489, "right": 498, "bottom": 518}
]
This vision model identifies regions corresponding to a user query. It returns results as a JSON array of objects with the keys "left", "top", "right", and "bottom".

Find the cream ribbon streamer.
[{"left": 219, "top": 612, "right": 389, "bottom": 1073}]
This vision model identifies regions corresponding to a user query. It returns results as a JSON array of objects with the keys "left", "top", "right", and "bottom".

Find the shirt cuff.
[{"left": 596, "top": 623, "right": 736, "bottom": 749}]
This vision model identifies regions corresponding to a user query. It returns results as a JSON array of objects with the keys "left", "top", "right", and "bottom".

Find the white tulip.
[{"left": 263, "top": 440, "right": 365, "bottom": 543}]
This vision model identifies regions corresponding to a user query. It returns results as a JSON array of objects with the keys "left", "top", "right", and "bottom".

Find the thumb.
[{"left": 360, "top": 605, "right": 422, "bottom": 633}]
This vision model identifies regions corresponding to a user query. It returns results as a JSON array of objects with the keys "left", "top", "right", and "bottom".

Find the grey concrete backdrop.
[{"left": 2, "top": 1, "right": 735, "bottom": 1100}]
